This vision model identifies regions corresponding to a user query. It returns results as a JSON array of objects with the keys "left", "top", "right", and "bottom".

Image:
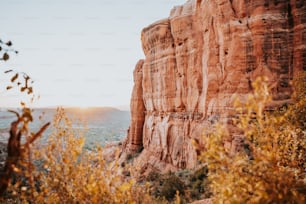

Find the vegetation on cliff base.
[
  {"left": 198, "top": 74, "right": 306, "bottom": 203},
  {"left": 146, "top": 167, "right": 211, "bottom": 203}
]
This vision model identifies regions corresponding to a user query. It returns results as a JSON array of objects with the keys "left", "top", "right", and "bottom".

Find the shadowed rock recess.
[{"left": 123, "top": 0, "right": 306, "bottom": 173}]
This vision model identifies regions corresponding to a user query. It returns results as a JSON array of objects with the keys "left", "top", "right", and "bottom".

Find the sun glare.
[{"left": 78, "top": 106, "right": 90, "bottom": 110}]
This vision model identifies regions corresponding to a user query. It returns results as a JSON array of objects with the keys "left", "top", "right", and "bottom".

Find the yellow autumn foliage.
[
  {"left": 199, "top": 74, "right": 305, "bottom": 203},
  {"left": 4, "top": 108, "right": 153, "bottom": 204}
]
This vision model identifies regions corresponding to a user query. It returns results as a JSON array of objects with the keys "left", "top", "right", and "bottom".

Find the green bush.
[
  {"left": 147, "top": 171, "right": 185, "bottom": 202},
  {"left": 188, "top": 166, "right": 211, "bottom": 199},
  {"left": 159, "top": 173, "right": 185, "bottom": 201}
]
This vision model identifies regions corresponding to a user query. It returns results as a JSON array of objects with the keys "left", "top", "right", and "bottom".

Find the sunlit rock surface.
[{"left": 124, "top": 0, "right": 306, "bottom": 173}]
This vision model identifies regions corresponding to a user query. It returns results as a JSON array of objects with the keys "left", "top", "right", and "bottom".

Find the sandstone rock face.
[
  {"left": 125, "top": 0, "right": 306, "bottom": 173},
  {"left": 125, "top": 60, "right": 145, "bottom": 152}
]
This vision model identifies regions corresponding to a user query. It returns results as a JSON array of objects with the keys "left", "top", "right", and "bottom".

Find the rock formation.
[
  {"left": 125, "top": 60, "right": 145, "bottom": 152},
  {"left": 124, "top": 0, "right": 306, "bottom": 173}
]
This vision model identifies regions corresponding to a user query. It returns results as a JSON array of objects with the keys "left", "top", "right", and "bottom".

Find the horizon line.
[{"left": 0, "top": 105, "right": 130, "bottom": 111}]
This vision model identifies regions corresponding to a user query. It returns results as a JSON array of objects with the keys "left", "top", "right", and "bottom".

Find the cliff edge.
[{"left": 123, "top": 0, "right": 306, "bottom": 173}]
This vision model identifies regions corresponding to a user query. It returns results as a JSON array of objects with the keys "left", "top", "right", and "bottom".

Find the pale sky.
[{"left": 0, "top": 0, "right": 186, "bottom": 109}]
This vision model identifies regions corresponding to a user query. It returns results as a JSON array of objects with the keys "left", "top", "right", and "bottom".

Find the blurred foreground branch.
[{"left": 0, "top": 114, "right": 50, "bottom": 196}]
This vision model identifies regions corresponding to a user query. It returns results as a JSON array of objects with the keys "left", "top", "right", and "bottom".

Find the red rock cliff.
[{"left": 124, "top": 0, "right": 306, "bottom": 173}]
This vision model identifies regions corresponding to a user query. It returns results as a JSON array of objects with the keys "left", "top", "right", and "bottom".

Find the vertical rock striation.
[
  {"left": 124, "top": 0, "right": 306, "bottom": 173},
  {"left": 125, "top": 60, "right": 145, "bottom": 153}
]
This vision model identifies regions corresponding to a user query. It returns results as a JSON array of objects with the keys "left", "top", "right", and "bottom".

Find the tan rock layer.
[{"left": 125, "top": 0, "right": 306, "bottom": 172}]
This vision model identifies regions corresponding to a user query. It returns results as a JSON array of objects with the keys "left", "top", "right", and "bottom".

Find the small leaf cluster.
[
  {"left": 4, "top": 70, "right": 34, "bottom": 98},
  {"left": 0, "top": 38, "right": 17, "bottom": 61},
  {"left": 1, "top": 39, "right": 36, "bottom": 104}
]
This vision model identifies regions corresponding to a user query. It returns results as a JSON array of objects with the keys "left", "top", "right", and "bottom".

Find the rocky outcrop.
[
  {"left": 124, "top": 0, "right": 306, "bottom": 173},
  {"left": 125, "top": 60, "right": 145, "bottom": 153}
]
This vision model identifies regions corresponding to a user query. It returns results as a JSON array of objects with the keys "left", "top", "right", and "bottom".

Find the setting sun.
[{"left": 78, "top": 106, "right": 90, "bottom": 110}]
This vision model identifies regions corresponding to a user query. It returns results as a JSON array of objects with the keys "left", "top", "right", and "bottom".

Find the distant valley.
[{"left": 0, "top": 107, "right": 130, "bottom": 148}]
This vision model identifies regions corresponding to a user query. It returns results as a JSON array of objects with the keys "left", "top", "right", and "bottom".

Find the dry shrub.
[
  {"left": 199, "top": 75, "right": 306, "bottom": 203},
  {"left": 188, "top": 166, "right": 211, "bottom": 200},
  {"left": 6, "top": 108, "right": 153, "bottom": 204}
]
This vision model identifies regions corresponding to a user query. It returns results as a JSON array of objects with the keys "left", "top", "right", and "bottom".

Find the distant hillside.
[{"left": 0, "top": 107, "right": 130, "bottom": 148}]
